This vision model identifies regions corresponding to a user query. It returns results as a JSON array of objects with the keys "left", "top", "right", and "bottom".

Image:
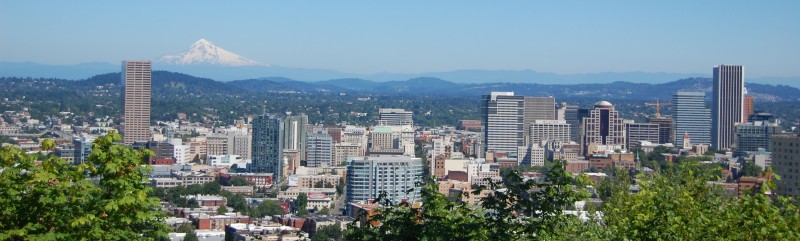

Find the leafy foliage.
[
  {"left": 312, "top": 222, "right": 343, "bottom": 241},
  {"left": 229, "top": 176, "right": 250, "bottom": 186},
  {"left": 250, "top": 200, "right": 286, "bottom": 218},
  {"left": 602, "top": 161, "right": 800, "bottom": 240},
  {"left": 346, "top": 161, "right": 591, "bottom": 240},
  {"left": 183, "top": 229, "right": 199, "bottom": 241},
  {"left": 296, "top": 193, "right": 310, "bottom": 216},
  {"left": 0, "top": 132, "right": 169, "bottom": 240},
  {"left": 217, "top": 205, "right": 229, "bottom": 214},
  {"left": 344, "top": 159, "right": 800, "bottom": 240}
]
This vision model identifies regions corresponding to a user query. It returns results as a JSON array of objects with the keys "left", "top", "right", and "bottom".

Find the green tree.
[
  {"left": 226, "top": 194, "right": 249, "bottom": 213},
  {"left": 600, "top": 161, "right": 800, "bottom": 240},
  {"left": 176, "top": 223, "right": 195, "bottom": 233},
  {"left": 251, "top": 200, "right": 286, "bottom": 218},
  {"left": 740, "top": 160, "right": 763, "bottom": 177},
  {"left": 313, "top": 222, "right": 343, "bottom": 241},
  {"left": 296, "top": 193, "right": 309, "bottom": 216},
  {"left": 346, "top": 161, "right": 591, "bottom": 240},
  {"left": 0, "top": 131, "right": 169, "bottom": 240},
  {"left": 186, "top": 198, "right": 200, "bottom": 208},
  {"left": 183, "top": 229, "right": 199, "bottom": 241},
  {"left": 229, "top": 176, "right": 250, "bottom": 186},
  {"left": 318, "top": 206, "right": 330, "bottom": 215},
  {"left": 217, "top": 205, "right": 229, "bottom": 214},
  {"left": 40, "top": 138, "right": 55, "bottom": 151}
]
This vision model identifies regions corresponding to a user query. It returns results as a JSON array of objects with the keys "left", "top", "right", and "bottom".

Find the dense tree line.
[
  {"left": 346, "top": 160, "right": 800, "bottom": 240},
  {"left": 153, "top": 181, "right": 285, "bottom": 218},
  {"left": 8, "top": 74, "right": 797, "bottom": 129}
]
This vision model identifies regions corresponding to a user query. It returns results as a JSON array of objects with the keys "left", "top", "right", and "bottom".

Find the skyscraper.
[
  {"left": 772, "top": 134, "right": 800, "bottom": 198},
  {"left": 523, "top": 97, "right": 555, "bottom": 144},
  {"left": 557, "top": 102, "right": 582, "bottom": 141},
  {"left": 733, "top": 115, "right": 782, "bottom": 155},
  {"left": 559, "top": 102, "right": 591, "bottom": 146},
  {"left": 121, "top": 60, "right": 152, "bottom": 145},
  {"left": 648, "top": 116, "right": 674, "bottom": 144},
  {"left": 625, "top": 123, "right": 660, "bottom": 150},
  {"left": 378, "top": 108, "right": 414, "bottom": 126},
  {"left": 582, "top": 101, "right": 625, "bottom": 155},
  {"left": 283, "top": 114, "right": 308, "bottom": 160},
  {"left": 251, "top": 114, "right": 284, "bottom": 177},
  {"left": 743, "top": 95, "right": 754, "bottom": 122},
  {"left": 346, "top": 155, "right": 423, "bottom": 204},
  {"left": 712, "top": 65, "right": 744, "bottom": 150},
  {"left": 482, "top": 92, "right": 525, "bottom": 154},
  {"left": 673, "top": 92, "right": 711, "bottom": 147},
  {"left": 306, "top": 130, "right": 333, "bottom": 167},
  {"left": 529, "top": 120, "right": 571, "bottom": 146}
]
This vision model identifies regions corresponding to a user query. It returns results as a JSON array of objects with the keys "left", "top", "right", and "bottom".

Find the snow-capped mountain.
[{"left": 158, "top": 39, "right": 267, "bottom": 66}]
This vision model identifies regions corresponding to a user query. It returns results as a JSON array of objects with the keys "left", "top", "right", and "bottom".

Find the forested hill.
[
  {"left": 2, "top": 71, "right": 800, "bottom": 127},
  {"left": 3, "top": 71, "right": 799, "bottom": 102}
]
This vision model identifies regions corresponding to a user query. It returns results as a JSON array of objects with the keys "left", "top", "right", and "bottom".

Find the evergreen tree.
[{"left": 296, "top": 193, "right": 309, "bottom": 216}]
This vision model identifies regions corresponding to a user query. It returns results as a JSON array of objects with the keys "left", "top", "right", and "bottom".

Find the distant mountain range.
[
  {"left": 7, "top": 71, "right": 796, "bottom": 102},
  {"left": 1, "top": 38, "right": 798, "bottom": 87},
  {"left": 232, "top": 76, "right": 800, "bottom": 102},
  {"left": 3, "top": 61, "right": 798, "bottom": 88}
]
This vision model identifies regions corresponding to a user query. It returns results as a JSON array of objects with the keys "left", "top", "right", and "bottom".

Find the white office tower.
[
  {"left": 346, "top": 156, "right": 423, "bottom": 204},
  {"left": 530, "top": 120, "right": 571, "bottom": 146},
  {"left": 482, "top": 92, "right": 525, "bottom": 154},
  {"left": 379, "top": 108, "right": 414, "bottom": 126},
  {"left": 712, "top": 65, "right": 745, "bottom": 150}
]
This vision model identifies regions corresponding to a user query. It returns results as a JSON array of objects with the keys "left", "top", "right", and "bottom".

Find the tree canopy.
[
  {"left": 296, "top": 193, "right": 310, "bottom": 216},
  {"left": 345, "top": 160, "right": 800, "bottom": 240},
  {"left": 0, "top": 132, "right": 169, "bottom": 240}
]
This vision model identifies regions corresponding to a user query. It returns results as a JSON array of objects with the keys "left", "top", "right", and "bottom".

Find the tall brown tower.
[
  {"left": 122, "top": 60, "right": 152, "bottom": 145},
  {"left": 743, "top": 95, "right": 754, "bottom": 122}
]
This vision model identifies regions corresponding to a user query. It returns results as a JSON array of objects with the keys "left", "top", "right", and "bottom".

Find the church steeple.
[{"left": 683, "top": 132, "right": 692, "bottom": 150}]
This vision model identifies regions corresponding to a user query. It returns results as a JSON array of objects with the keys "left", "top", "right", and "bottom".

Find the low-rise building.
[
  {"left": 222, "top": 186, "right": 255, "bottom": 195},
  {"left": 566, "top": 159, "right": 590, "bottom": 173},
  {"left": 287, "top": 174, "right": 340, "bottom": 188},
  {"left": 195, "top": 213, "right": 251, "bottom": 230},
  {"left": 172, "top": 171, "right": 215, "bottom": 186},
  {"left": 186, "top": 194, "right": 227, "bottom": 207},
  {"left": 220, "top": 173, "right": 274, "bottom": 187},
  {"left": 588, "top": 153, "right": 636, "bottom": 171},
  {"left": 150, "top": 177, "right": 183, "bottom": 188}
]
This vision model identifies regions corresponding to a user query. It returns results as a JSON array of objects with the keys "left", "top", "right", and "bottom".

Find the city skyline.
[
  {"left": 3, "top": 2, "right": 800, "bottom": 240},
  {"left": 1, "top": 1, "right": 799, "bottom": 79}
]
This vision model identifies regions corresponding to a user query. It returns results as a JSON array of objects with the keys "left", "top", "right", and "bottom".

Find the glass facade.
[
  {"left": 673, "top": 92, "right": 711, "bottom": 147},
  {"left": 251, "top": 114, "right": 283, "bottom": 177}
]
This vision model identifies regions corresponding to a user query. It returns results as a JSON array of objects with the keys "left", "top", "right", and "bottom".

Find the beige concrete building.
[
  {"left": 334, "top": 142, "right": 363, "bottom": 166},
  {"left": 122, "top": 60, "right": 152, "bottom": 144}
]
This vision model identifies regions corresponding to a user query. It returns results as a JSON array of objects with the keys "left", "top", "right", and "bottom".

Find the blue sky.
[{"left": 1, "top": 1, "right": 798, "bottom": 77}]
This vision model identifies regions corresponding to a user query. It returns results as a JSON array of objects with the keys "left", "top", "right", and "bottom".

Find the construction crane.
[{"left": 645, "top": 99, "right": 672, "bottom": 118}]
